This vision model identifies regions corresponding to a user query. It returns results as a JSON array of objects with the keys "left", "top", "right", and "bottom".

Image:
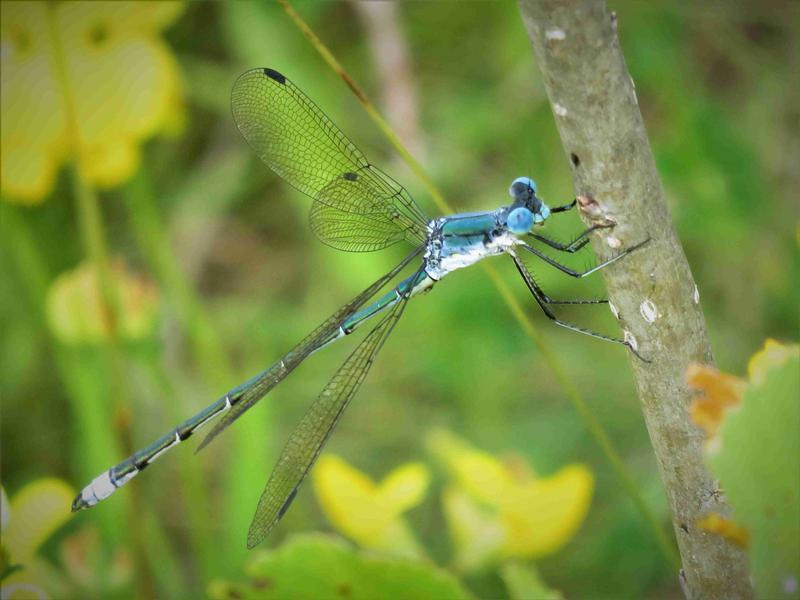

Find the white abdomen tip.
[{"left": 80, "top": 471, "right": 115, "bottom": 507}]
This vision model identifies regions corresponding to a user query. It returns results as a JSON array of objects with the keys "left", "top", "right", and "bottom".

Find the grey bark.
[{"left": 517, "top": 2, "right": 752, "bottom": 599}]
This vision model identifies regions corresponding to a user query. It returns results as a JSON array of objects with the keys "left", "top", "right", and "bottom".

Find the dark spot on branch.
[
  {"left": 680, "top": 523, "right": 689, "bottom": 533},
  {"left": 570, "top": 153, "right": 580, "bottom": 167}
]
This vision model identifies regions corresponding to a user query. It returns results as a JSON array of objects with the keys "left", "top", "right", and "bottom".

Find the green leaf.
[
  {"left": 709, "top": 347, "right": 799, "bottom": 599},
  {"left": 208, "top": 534, "right": 473, "bottom": 600},
  {"left": 500, "top": 561, "right": 563, "bottom": 600}
]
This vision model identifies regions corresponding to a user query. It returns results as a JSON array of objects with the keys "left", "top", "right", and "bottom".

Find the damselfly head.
[{"left": 508, "top": 176, "right": 550, "bottom": 229}]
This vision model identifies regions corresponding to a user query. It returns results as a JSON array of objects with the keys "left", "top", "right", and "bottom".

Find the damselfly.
[{"left": 72, "top": 68, "right": 648, "bottom": 548}]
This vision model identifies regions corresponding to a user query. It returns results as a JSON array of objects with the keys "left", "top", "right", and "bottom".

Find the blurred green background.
[{"left": 1, "top": 1, "right": 797, "bottom": 598}]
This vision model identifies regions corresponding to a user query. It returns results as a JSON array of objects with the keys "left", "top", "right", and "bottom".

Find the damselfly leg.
[
  {"left": 548, "top": 198, "right": 578, "bottom": 213},
  {"left": 528, "top": 223, "right": 612, "bottom": 254},
  {"left": 511, "top": 253, "right": 648, "bottom": 360},
  {"left": 519, "top": 237, "right": 650, "bottom": 279}
]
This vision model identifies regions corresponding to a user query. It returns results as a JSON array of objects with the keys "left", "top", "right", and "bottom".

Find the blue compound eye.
[
  {"left": 507, "top": 207, "right": 535, "bottom": 234},
  {"left": 508, "top": 176, "right": 537, "bottom": 198},
  {"left": 534, "top": 203, "right": 551, "bottom": 224}
]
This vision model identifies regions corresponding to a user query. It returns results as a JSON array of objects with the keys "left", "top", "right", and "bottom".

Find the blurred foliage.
[
  {"left": 500, "top": 562, "right": 563, "bottom": 600},
  {"left": 208, "top": 533, "right": 472, "bottom": 600},
  {"left": 1, "top": 1, "right": 797, "bottom": 598},
  {"left": 689, "top": 340, "right": 800, "bottom": 599}
]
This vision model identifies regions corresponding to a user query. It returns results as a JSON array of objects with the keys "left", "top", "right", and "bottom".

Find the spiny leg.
[
  {"left": 509, "top": 253, "right": 648, "bottom": 361},
  {"left": 528, "top": 222, "right": 612, "bottom": 254},
  {"left": 525, "top": 269, "right": 607, "bottom": 306},
  {"left": 541, "top": 296, "right": 608, "bottom": 305},
  {"left": 549, "top": 198, "right": 577, "bottom": 213},
  {"left": 519, "top": 237, "right": 650, "bottom": 279}
]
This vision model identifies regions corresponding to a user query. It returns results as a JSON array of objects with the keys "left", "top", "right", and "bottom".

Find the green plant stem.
[{"left": 279, "top": 0, "right": 676, "bottom": 567}]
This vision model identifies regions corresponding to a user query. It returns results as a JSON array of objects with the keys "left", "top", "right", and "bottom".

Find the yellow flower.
[
  {"left": 1, "top": 1, "right": 184, "bottom": 203},
  {"left": 1, "top": 479, "right": 74, "bottom": 600},
  {"left": 312, "top": 455, "right": 430, "bottom": 559},
  {"left": 427, "top": 430, "right": 594, "bottom": 571},
  {"left": 46, "top": 258, "right": 160, "bottom": 344}
]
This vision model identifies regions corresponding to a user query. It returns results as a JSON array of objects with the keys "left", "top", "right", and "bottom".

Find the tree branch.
[{"left": 517, "top": 1, "right": 752, "bottom": 598}]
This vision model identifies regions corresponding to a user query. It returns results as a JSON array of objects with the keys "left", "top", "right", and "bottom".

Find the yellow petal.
[
  {"left": 1, "top": 2, "right": 68, "bottom": 203},
  {"left": 57, "top": 1, "right": 185, "bottom": 36},
  {"left": 312, "top": 455, "right": 425, "bottom": 558},
  {"left": 427, "top": 429, "right": 514, "bottom": 506},
  {"left": 46, "top": 259, "right": 160, "bottom": 345},
  {"left": 157, "top": 50, "right": 187, "bottom": 139},
  {"left": 747, "top": 339, "right": 799, "bottom": 386},
  {"left": 62, "top": 36, "right": 175, "bottom": 146},
  {"left": 376, "top": 462, "right": 430, "bottom": 516},
  {"left": 697, "top": 513, "right": 750, "bottom": 548},
  {"left": 0, "top": 142, "right": 62, "bottom": 204},
  {"left": 78, "top": 139, "right": 140, "bottom": 190},
  {"left": 499, "top": 464, "right": 594, "bottom": 559},
  {"left": 686, "top": 363, "right": 746, "bottom": 439},
  {"left": 53, "top": 2, "right": 185, "bottom": 188},
  {"left": 1, "top": 2, "right": 186, "bottom": 201},
  {"left": 312, "top": 455, "right": 384, "bottom": 542},
  {"left": 442, "top": 487, "right": 504, "bottom": 572},
  {"left": 128, "top": 1, "right": 185, "bottom": 31},
  {"left": 5, "top": 478, "right": 74, "bottom": 563}
]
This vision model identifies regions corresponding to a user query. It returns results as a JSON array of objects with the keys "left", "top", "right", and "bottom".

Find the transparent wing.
[
  {"left": 309, "top": 177, "right": 408, "bottom": 252},
  {"left": 232, "top": 68, "right": 429, "bottom": 251},
  {"left": 195, "top": 246, "right": 423, "bottom": 452},
  {"left": 246, "top": 274, "right": 415, "bottom": 548}
]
